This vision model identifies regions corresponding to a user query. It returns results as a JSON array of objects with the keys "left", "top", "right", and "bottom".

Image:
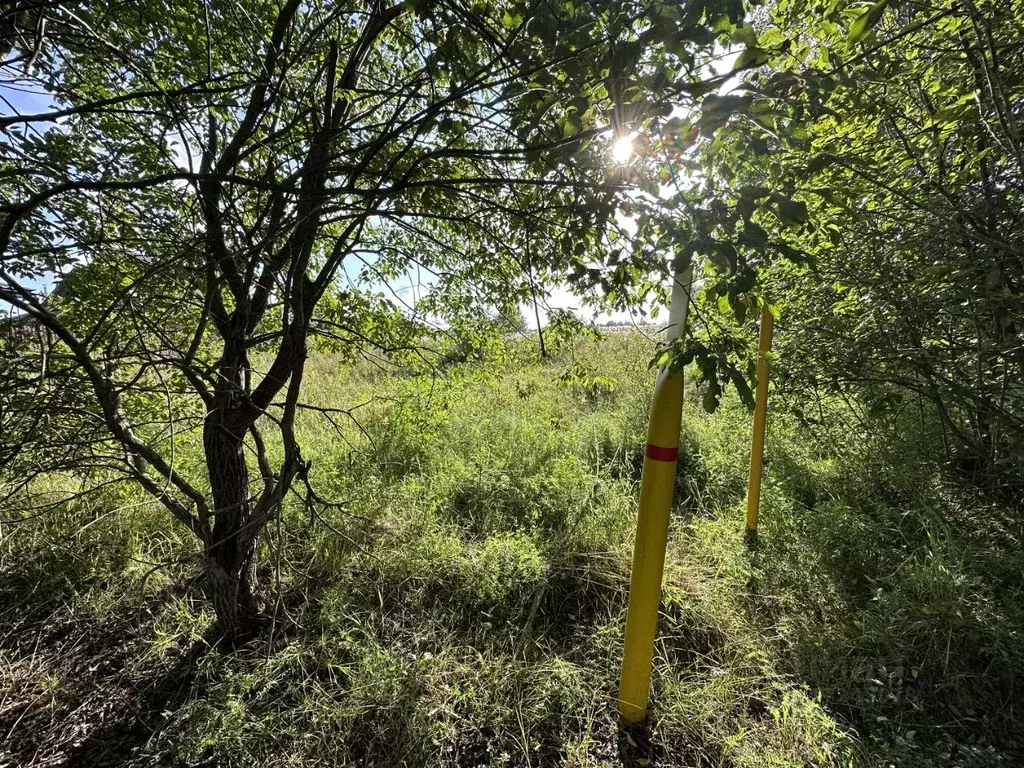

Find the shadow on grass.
[
  {"left": 0, "top": 565, "right": 214, "bottom": 768},
  {"left": 65, "top": 638, "right": 210, "bottom": 767},
  {"left": 747, "top": 487, "right": 1024, "bottom": 766}
]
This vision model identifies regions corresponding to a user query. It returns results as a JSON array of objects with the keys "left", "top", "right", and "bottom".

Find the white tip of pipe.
[{"left": 665, "top": 266, "right": 692, "bottom": 343}]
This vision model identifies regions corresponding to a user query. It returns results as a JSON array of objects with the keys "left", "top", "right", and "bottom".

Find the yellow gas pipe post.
[
  {"left": 745, "top": 303, "right": 774, "bottom": 533},
  {"left": 618, "top": 266, "right": 692, "bottom": 725}
]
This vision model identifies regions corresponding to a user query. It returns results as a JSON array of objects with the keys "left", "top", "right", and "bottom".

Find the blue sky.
[{"left": 1, "top": 77, "right": 57, "bottom": 309}]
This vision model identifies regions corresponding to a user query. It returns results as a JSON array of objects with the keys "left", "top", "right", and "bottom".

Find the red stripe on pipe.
[{"left": 644, "top": 443, "right": 678, "bottom": 462}]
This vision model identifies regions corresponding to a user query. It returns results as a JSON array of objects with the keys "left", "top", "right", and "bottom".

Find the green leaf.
[
  {"left": 849, "top": 0, "right": 889, "bottom": 44},
  {"left": 733, "top": 46, "right": 770, "bottom": 71},
  {"left": 702, "top": 386, "right": 720, "bottom": 413},
  {"left": 730, "top": 369, "right": 754, "bottom": 408},
  {"left": 701, "top": 94, "right": 753, "bottom": 119},
  {"left": 806, "top": 153, "right": 840, "bottom": 174},
  {"left": 740, "top": 221, "right": 769, "bottom": 246},
  {"left": 773, "top": 194, "right": 809, "bottom": 225}
]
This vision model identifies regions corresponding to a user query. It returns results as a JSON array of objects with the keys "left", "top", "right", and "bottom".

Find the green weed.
[{"left": 2, "top": 332, "right": 1021, "bottom": 767}]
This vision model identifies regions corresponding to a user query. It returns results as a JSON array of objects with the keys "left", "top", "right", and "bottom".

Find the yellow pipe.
[
  {"left": 618, "top": 268, "right": 691, "bottom": 724},
  {"left": 745, "top": 303, "right": 774, "bottom": 533}
]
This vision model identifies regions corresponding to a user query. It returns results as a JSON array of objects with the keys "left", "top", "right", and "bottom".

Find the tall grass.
[{"left": 1, "top": 331, "right": 1021, "bottom": 767}]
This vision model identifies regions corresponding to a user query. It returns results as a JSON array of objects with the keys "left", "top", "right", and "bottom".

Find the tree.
[
  {"left": 1, "top": 0, "right": 740, "bottom": 637},
  {"left": 639, "top": 0, "right": 1024, "bottom": 493}
]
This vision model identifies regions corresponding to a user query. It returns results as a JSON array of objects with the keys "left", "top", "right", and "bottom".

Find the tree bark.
[
  {"left": 204, "top": 546, "right": 263, "bottom": 642},
  {"left": 203, "top": 394, "right": 264, "bottom": 641}
]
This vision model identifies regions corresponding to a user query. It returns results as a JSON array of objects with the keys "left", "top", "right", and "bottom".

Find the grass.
[{"left": 2, "top": 330, "right": 1023, "bottom": 767}]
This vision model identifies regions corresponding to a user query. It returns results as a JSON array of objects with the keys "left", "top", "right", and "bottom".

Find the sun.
[{"left": 611, "top": 134, "right": 634, "bottom": 163}]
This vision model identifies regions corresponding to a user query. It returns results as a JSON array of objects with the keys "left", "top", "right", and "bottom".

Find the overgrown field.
[{"left": 2, "top": 332, "right": 1022, "bottom": 767}]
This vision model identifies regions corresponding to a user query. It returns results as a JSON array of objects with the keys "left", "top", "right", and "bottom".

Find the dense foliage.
[{"left": 662, "top": 0, "right": 1024, "bottom": 493}]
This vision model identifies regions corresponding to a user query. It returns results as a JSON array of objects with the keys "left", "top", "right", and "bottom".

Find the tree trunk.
[
  {"left": 204, "top": 546, "right": 263, "bottom": 642},
  {"left": 526, "top": 249, "right": 547, "bottom": 358},
  {"left": 203, "top": 400, "right": 265, "bottom": 641}
]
